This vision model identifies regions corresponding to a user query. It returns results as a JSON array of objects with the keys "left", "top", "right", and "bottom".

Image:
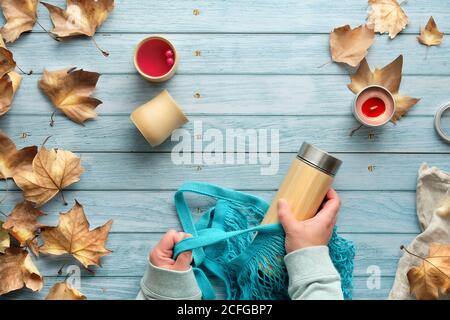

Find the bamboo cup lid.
[{"left": 130, "top": 90, "right": 188, "bottom": 147}]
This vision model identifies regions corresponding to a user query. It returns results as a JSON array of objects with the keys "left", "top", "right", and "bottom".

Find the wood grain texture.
[
  {"left": 7, "top": 34, "right": 450, "bottom": 75},
  {"left": 1, "top": 153, "right": 447, "bottom": 191},
  {"left": 0, "top": 190, "right": 419, "bottom": 233},
  {"left": 1, "top": 0, "right": 448, "bottom": 300},
  {"left": 2, "top": 0, "right": 448, "bottom": 34},
  {"left": 6, "top": 75, "right": 449, "bottom": 116}
]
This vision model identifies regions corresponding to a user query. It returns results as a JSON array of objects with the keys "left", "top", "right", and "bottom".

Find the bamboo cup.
[
  {"left": 261, "top": 143, "right": 342, "bottom": 224},
  {"left": 130, "top": 90, "right": 188, "bottom": 147}
]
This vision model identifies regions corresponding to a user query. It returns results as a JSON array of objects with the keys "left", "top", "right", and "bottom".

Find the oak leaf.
[
  {"left": 41, "top": 0, "right": 114, "bottom": 56},
  {"left": 330, "top": 25, "right": 375, "bottom": 67},
  {"left": 0, "top": 247, "right": 43, "bottom": 295},
  {"left": 0, "top": 220, "right": 10, "bottom": 253},
  {"left": 348, "top": 55, "right": 420, "bottom": 123},
  {"left": 367, "top": 0, "right": 408, "bottom": 39},
  {"left": 0, "top": 130, "right": 37, "bottom": 180},
  {"left": 14, "top": 146, "right": 84, "bottom": 207},
  {"left": 40, "top": 201, "right": 113, "bottom": 268},
  {"left": 406, "top": 244, "right": 450, "bottom": 300},
  {"left": 418, "top": 16, "right": 444, "bottom": 47},
  {"left": 45, "top": 282, "right": 87, "bottom": 300},
  {"left": 0, "top": 0, "right": 38, "bottom": 43},
  {"left": 3, "top": 201, "right": 45, "bottom": 248},
  {"left": 0, "top": 38, "right": 22, "bottom": 116},
  {"left": 39, "top": 68, "right": 102, "bottom": 124}
]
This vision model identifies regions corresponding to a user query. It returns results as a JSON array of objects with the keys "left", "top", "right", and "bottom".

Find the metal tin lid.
[
  {"left": 297, "top": 142, "right": 343, "bottom": 176},
  {"left": 434, "top": 102, "right": 450, "bottom": 143}
]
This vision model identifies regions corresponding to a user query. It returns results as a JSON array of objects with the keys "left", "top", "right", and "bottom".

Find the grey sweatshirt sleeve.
[
  {"left": 285, "top": 246, "right": 343, "bottom": 300},
  {"left": 137, "top": 246, "right": 342, "bottom": 300},
  {"left": 136, "top": 261, "right": 202, "bottom": 300}
]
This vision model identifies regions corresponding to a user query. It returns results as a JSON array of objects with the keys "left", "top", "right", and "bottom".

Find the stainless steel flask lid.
[{"left": 297, "top": 142, "right": 343, "bottom": 176}]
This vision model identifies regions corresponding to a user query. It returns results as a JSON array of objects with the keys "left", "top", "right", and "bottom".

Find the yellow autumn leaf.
[
  {"left": 418, "top": 16, "right": 444, "bottom": 46},
  {"left": 0, "top": 0, "right": 38, "bottom": 43},
  {"left": 45, "top": 282, "right": 87, "bottom": 300},
  {"left": 406, "top": 243, "right": 450, "bottom": 300},
  {"left": 40, "top": 201, "right": 113, "bottom": 268},
  {"left": 330, "top": 24, "right": 375, "bottom": 67},
  {"left": 0, "top": 220, "right": 10, "bottom": 253},
  {"left": 0, "top": 247, "right": 43, "bottom": 295},
  {"left": 14, "top": 146, "right": 84, "bottom": 207},
  {"left": 367, "top": 0, "right": 408, "bottom": 39}
]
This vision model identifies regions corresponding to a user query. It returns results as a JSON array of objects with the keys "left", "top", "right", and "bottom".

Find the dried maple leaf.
[
  {"left": 418, "top": 16, "right": 444, "bottom": 47},
  {"left": 41, "top": 0, "right": 114, "bottom": 56},
  {"left": 348, "top": 55, "right": 420, "bottom": 123},
  {"left": 0, "top": 221, "right": 10, "bottom": 253},
  {"left": 367, "top": 0, "right": 408, "bottom": 39},
  {"left": 0, "top": 247, "right": 43, "bottom": 295},
  {"left": 3, "top": 201, "right": 45, "bottom": 248},
  {"left": 40, "top": 201, "right": 112, "bottom": 268},
  {"left": 330, "top": 25, "right": 375, "bottom": 67},
  {"left": 0, "top": 0, "right": 38, "bottom": 43},
  {"left": 405, "top": 244, "right": 450, "bottom": 300},
  {"left": 0, "top": 130, "right": 37, "bottom": 180},
  {"left": 45, "top": 282, "right": 87, "bottom": 300},
  {"left": 0, "top": 46, "right": 16, "bottom": 78},
  {"left": 0, "top": 38, "right": 22, "bottom": 116},
  {"left": 14, "top": 146, "right": 84, "bottom": 207},
  {"left": 39, "top": 68, "right": 102, "bottom": 124}
]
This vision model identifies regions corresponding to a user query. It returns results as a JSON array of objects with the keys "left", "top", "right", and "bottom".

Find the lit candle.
[{"left": 353, "top": 85, "right": 395, "bottom": 127}]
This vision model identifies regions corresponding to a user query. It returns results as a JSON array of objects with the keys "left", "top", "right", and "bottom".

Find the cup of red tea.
[
  {"left": 353, "top": 85, "right": 395, "bottom": 127},
  {"left": 134, "top": 35, "right": 178, "bottom": 82}
]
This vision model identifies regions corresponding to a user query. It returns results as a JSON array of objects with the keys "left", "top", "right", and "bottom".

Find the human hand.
[
  {"left": 277, "top": 189, "right": 341, "bottom": 253},
  {"left": 149, "top": 230, "right": 193, "bottom": 271}
]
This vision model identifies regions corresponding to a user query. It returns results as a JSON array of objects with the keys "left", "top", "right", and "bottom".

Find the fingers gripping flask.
[{"left": 261, "top": 142, "right": 342, "bottom": 224}]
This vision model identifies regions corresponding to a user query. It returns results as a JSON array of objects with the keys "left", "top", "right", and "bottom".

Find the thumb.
[
  {"left": 277, "top": 199, "right": 296, "bottom": 232},
  {"left": 173, "top": 251, "right": 193, "bottom": 271}
]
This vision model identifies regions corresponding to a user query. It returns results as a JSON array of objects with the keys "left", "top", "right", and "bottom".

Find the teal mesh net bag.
[{"left": 173, "top": 181, "right": 355, "bottom": 300}]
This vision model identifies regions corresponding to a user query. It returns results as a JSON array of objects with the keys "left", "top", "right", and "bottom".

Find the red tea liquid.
[
  {"left": 361, "top": 97, "right": 386, "bottom": 118},
  {"left": 136, "top": 39, "right": 174, "bottom": 77}
]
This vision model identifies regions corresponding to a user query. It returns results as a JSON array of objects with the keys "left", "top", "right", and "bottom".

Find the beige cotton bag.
[{"left": 389, "top": 164, "right": 450, "bottom": 300}]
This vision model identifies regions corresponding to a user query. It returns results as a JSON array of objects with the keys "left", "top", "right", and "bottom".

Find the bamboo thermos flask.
[{"left": 261, "top": 142, "right": 342, "bottom": 225}]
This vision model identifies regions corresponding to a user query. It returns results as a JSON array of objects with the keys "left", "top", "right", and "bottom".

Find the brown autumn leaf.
[
  {"left": 14, "top": 146, "right": 84, "bottom": 207},
  {"left": 0, "top": 0, "right": 38, "bottom": 43},
  {"left": 39, "top": 68, "right": 102, "bottom": 124},
  {"left": 3, "top": 201, "right": 45, "bottom": 248},
  {"left": 0, "top": 38, "right": 22, "bottom": 116},
  {"left": 0, "top": 247, "right": 43, "bottom": 295},
  {"left": 45, "top": 282, "right": 87, "bottom": 300},
  {"left": 367, "top": 0, "right": 408, "bottom": 39},
  {"left": 40, "top": 201, "right": 113, "bottom": 268},
  {"left": 418, "top": 16, "right": 444, "bottom": 47},
  {"left": 348, "top": 55, "right": 420, "bottom": 123},
  {"left": 0, "top": 220, "right": 10, "bottom": 253},
  {"left": 0, "top": 130, "right": 37, "bottom": 180},
  {"left": 406, "top": 243, "right": 450, "bottom": 300},
  {"left": 0, "top": 46, "right": 16, "bottom": 78},
  {"left": 330, "top": 25, "right": 375, "bottom": 67},
  {"left": 41, "top": 0, "right": 114, "bottom": 56}
]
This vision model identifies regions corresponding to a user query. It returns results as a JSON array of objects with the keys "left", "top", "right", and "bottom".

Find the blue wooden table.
[{"left": 1, "top": 0, "right": 449, "bottom": 300}]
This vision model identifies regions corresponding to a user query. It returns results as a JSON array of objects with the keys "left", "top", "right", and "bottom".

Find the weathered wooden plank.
[
  {"left": 8, "top": 74, "right": 446, "bottom": 116},
  {"left": 24, "top": 232, "right": 412, "bottom": 278},
  {"left": 1, "top": 153, "right": 447, "bottom": 191},
  {"left": 0, "top": 190, "right": 419, "bottom": 234},
  {"left": 7, "top": 34, "right": 450, "bottom": 75},
  {"left": 0, "top": 115, "right": 450, "bottom": 153},
  {"left": 3, "top": 0, "right": 447, "bottom": 34},
  {"left": 1, "top": 115, "right": 447, "bottom": 153},
  {"left": 0, "top": 276, "right": 394, "bottom": 300}
]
